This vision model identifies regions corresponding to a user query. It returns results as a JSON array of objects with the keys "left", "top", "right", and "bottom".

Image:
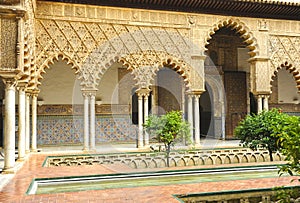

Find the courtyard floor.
[{"left": 0, "top": 139, "right": 299, "bottom": 202}]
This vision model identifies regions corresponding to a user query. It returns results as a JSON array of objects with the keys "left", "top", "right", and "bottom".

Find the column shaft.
[
  {"left": 31, "top": 94, "right": 37, "bottom": 152},
  {"left": 83, "top": 94, "right": 89, "bottom": 151},
  {"left": 257, "top": 95, "right": 263, "bottom": 113},
  {"left": 263, "top": 95, "right": 269, "bottom": 111},
  {"left": 138, "top": 95, "right": 144, "bottom": 148},
  {"left": 18, "top": 88, "right": 26, "bottom": 160},
  {"left": 194, "top": 95, "right": 201, "bottom": 146},
  {"left": 144, "top": 94, "right": 149, "bottom": 146},
  {"left": 90, "top": 94, "right": 96, "bottom": 151},
  {"left": 25, "top": 93, "right": 30, "bottom": 153},
  {"left": 3, "top": 80, "right": 16, "bottom": 171},
  {"left": 187, "top": 95, "right": 194, "bottom": 143}
]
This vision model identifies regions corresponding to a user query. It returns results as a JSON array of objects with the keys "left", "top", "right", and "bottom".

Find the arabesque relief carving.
[
  {"left": 35, "top": 19, "right": 204, "bottom": 90},
  {"left": 269, "top": 35, "right": 300, "bottom": 88}
]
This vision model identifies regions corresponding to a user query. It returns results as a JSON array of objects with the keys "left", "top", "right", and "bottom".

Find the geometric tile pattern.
[
  {"left": 37, "top": 115, "right": 138, "bottom": 145},
  {"left": 96, "top": 116, "right": 138, "bottom": 142}
]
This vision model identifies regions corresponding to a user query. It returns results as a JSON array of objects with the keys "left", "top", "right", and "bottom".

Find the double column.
[
  {"left": 136, "top": 88, "right": 150, "bottom": 148},
  {"left": 187, "top": 93, "right": 202, "bottom": 147},
  {"left": 83, "top": 91, "right": 96, "bottom": 151},
  {"left": 257, "top": 94, "right": 269, "bottom": 113}
]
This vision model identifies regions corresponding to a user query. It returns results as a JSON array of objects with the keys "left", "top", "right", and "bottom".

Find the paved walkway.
[{"left": 0, "top": 140, "right": 299, "bottom": 202}]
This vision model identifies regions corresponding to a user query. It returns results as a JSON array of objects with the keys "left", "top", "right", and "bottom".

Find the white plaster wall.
[
  {"left": 97, "top": 63, "right": 119, "bottom": 104},
  {"left": 278, "top": 69, "right": 300, "bottom": 104},
  {"left": 39, "top": 59, "right": 82, "bottom": 104}
]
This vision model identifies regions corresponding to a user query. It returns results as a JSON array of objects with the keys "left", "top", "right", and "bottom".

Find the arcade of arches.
[{"left": 1, "top": 0, "right": 300, "bottom": 172}]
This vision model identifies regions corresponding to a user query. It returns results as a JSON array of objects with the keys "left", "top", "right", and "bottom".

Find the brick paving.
[{"left": 0, "top": 151, "right": 299, "bottom": 203}]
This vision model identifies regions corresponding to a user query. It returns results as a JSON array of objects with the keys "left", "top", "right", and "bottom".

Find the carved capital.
[
  {"left": 82, "top": 90, "right": 97, "bottom": 98},
  {"left": 136, "top": 88, "right": 151, "bottom": 97},
  {"left": 2, "top": 78, "right": 17, "bottom": 89}
]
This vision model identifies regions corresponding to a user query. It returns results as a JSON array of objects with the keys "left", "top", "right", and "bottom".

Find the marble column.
[
  {"left": 263, "top": 95, "right": 269, "bottom": 111},
  {"left": 17, "top": 86, "right": 26, "bottom": 160},
  {"left": 144, "top": 93, "right": 149, "bottom": 146},
  {"left": 31, "top": 93, "right": 38, "bottom": 152},
  {"left": 89, "top": 93, "right": 96, "bottom": 151},
  {"left": 25, "top": 92, "right": 30, "bottom": 153},
  {"left": 3, "top": 79, "right": 16, "bottom": 172},
  {"left": 138, "top": 94, "right": 144, "bottom": 148},
  {"left": 194, "top": 95, "right": 201, "bottom": 146},
  {"left": 187, "top": 95, "right": 194, "bottom": 143},
  {"left": 257, "top": 95, "right": 263, "bottom": 113},
  {"left": 83, "top": 93, "right": 89, "bottom": 151}
]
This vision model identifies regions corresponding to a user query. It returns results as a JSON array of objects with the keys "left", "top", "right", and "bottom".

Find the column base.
[
  {"left": 2, "top": 167, "right": 16, "bottom": 174},
  {"left": 82, "top": 148, "right": 90, "bottom": 153},
  {"left": 89, "top": 149, "right": 97, "bottom": 153},
  {"left": 190, "top": 143, "right": 201, "bottom": 149},
  {"left": 17, "top": 157, "right": 25, "bottom": 162}
]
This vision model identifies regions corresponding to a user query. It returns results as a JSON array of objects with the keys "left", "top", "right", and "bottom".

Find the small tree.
[
  {"left": 275, "top": 115, "right": 300, "bottom": 177},
  {"left": 144, "top": 110, "right": 190, "bottom": 167},
  {"left": 234, "top": 109, "right": 288, "bottom": 161}
]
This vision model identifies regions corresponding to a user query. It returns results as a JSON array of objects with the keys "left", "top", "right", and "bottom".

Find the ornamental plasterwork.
[
  {"left": 0, "top": 18, "right": 18, "bottom": 72},
  {"left": 35, "top": 19, "right": 204, "bottom": 90},
  {"left": 269, "top": 35, "right": 300, "bottom": 85},
  {"left": 20, "top": 0, "right": 35, "bottom": 88}
]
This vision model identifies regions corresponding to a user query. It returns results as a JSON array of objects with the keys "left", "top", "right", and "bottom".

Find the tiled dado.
[{"left": 37, "top": 115, "right": 138, "bottom": 145}]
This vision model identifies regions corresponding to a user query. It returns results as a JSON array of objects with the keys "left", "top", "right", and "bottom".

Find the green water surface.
[{"left": 36, "top": 169, "right": 280, "bottom": 194}]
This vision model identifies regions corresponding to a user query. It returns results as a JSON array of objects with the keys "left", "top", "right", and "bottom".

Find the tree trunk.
[
  {"left": 268, "top": 147, "right": 273, "bottom": 161},
  {"left": 166, "top": 143, "right": 171, "bottom": 167}
]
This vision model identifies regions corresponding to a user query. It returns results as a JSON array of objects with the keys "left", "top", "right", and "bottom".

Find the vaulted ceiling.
[{"left": 41, "top": 0, "right": 300, "bottom": 20}]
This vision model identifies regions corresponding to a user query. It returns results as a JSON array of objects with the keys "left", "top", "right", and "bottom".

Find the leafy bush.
[
  {"left": 234, "top": 109, "right": 288, "bottom": 161},
  {"left": 274, "top": 115, "right": 300, "bottom": 177},
  {"left": 144, "top": 110, "right": 190, "bottom": 166}
]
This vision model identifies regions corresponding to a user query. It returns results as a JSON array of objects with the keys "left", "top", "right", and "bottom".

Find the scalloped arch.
[
  {"left": 36, "top": 53, "right": 80, "bottom": 85},
  {"left": 119, "top": 52, "right": 196, "bottom": 90},
  {"left": 205, "top": 18, "right": 259, "bottom": 57},
  {"left": 271, "top": 61, "right": 300, "bottom": 92}
]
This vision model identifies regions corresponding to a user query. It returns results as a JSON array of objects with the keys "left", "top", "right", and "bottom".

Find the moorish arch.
[
  {"left": 271, "top": 61, "right": 300, "bottom": 92},
  {"left": 202, "top": 74, "right": 226, "bottom": 140},
  {"left": 204, "top": 18, "right": 258, "bottom": 138},
  {"left": 205, "top": 18, "right": 259, "bottom": 57},
  {"left": 36, "top": 52, "right": 80, "bottom": 87},
  {"left": 269, "top": 62, "right": 300, "bottom": 113}
]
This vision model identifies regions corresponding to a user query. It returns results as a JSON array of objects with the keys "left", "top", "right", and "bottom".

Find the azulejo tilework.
[{"left": 37, "top": 115, "right": 138, "bottom": 145}]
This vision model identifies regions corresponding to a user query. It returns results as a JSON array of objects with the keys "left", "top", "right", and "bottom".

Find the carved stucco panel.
[
  {"left": 1, "top": 18, "right": 18, "bottom": 71},
  {"left": 35, "top": 19, "right": 205, "bottom": 90},
  {"left": 269, "top": 35, "right": 300, "bottom": 85}
]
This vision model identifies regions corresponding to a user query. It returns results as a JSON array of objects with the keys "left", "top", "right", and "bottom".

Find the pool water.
[{"left": 27, "top": 165, "right": 283, "bottom": 195}]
